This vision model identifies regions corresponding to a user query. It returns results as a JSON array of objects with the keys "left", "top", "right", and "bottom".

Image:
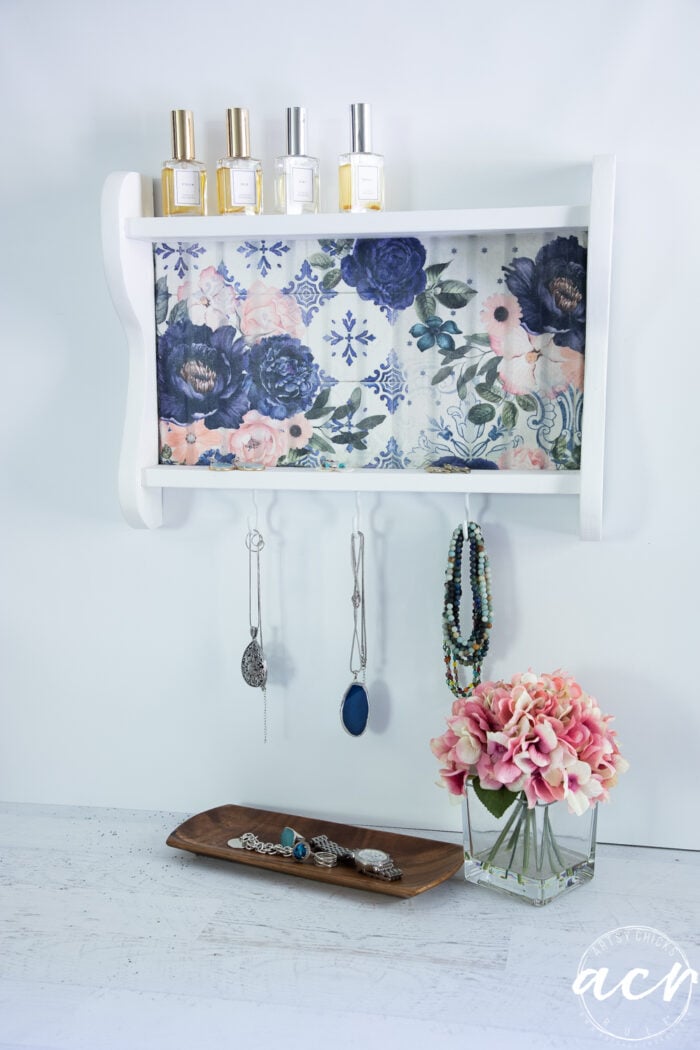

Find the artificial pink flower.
[
  {"left": 498, "top": 447, "right": 554, "bottom": 470},
  {"left": 159, "top": 419, "right": 222, "bottom": 465},
  {"left": 177, "top": 266, "right": 239, "bottom": 329},
  {"left": 237, "top": 280, "right": 304, "bottom": 342},
  {"left": 227, "top": 411, "right": 289, "bottom": 467},
  {"left": 431, "top": 669, "right": 627, "bottom": 813},
  {"left": 284, "top": 414, "right": 313, "bottom": 450}
]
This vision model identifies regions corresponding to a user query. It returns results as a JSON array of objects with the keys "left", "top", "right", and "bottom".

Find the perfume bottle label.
[
  {"left": 357, "top": 164, "right": 379, "bottom": 202},
  {"left": 291, "top": 165, "right": 314, "bottom": 203},
  {"left": 232, "top": 169, "right": 256, "bottom": 205},
  {"left": 174, "top": 169, "right": 201, "bottom": 207}
]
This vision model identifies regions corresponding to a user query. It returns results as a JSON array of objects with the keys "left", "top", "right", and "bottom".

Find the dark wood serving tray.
[{"left": 167, "top": 804, "right": 464, "bottom": 898}]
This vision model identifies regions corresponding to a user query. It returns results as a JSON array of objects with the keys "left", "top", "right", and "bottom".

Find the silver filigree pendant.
[{"left": 241, "top": 627, "right": 267, "bottom": 688}]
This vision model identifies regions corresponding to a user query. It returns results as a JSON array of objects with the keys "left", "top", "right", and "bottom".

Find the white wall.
[{"left": 1, "top": 0, "right": 698, "bottom": 849}]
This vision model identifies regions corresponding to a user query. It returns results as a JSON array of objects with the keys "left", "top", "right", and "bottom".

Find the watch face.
[{"left": 356, "top": 848, "right": 391, "bottom": 866}]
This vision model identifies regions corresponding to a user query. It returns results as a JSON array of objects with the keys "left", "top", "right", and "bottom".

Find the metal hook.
[
  {"left": 352, "top": 490, "right": 362, "bottom": 536},
  {"left": 247, "top": 489, "right": 260, "bottom": 535},
  {"left": 464, "top": 491, "right": 471, "bottom": 533}
]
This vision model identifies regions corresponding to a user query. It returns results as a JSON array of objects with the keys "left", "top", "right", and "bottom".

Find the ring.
[
  {"left": 280, "top": 826, "right": 305, "bottom": 848},
  {"left": 313, "top": 851, "right": 338, "bottom": 869},
  {"left": 292, "top": 840, "right": 312, "bottom": 862}
]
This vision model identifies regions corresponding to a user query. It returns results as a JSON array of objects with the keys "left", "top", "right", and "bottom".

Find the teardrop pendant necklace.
[
  {"left": 340, "top": 528, "right": 369, "bottom": 736},
  {"left": 241, "top": 526, "right": 268, "bottom": 741},
  {"left": 442, "top": 520, "right": 492, "bottom": 697}
]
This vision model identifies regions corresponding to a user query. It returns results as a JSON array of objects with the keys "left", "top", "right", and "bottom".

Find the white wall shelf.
[{"left": 102, "top": 157, "right": 614, "bottom": 537}]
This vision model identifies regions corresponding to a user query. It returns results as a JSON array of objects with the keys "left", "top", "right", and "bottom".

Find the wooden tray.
[{"left": 166, "top": 804, "right": 464, "bottom": 898}]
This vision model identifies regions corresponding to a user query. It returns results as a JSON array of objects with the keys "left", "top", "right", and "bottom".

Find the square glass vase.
[{"left": 462, "top": 777, "right": 597, "bottom": 906}]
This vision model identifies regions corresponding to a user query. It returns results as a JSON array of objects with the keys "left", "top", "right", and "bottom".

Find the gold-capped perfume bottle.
[
  {"left": 217, "top": 108, "right": 263, "bottom": 215},
  {"left": 274, "top": 107, "right": 320, "bottom": 215},
  {"left": 338, "top": 103, "right": 384, "bottom": 213},
  {"left": 162, "top": 110, "right": 207, "bottom": 216}
]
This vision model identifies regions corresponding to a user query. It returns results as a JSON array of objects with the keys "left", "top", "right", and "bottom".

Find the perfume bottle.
[
  {"left": 161, "top": 110, "right": 207, "bottom": 216},
  {"left": 338, "top": 103, "right": 384, "bottom": 213},
  {"left": 274, "top": 107, "right": 320, "bottom": 214},
  {"left": 217, "top": 108, "right": 263, "bottom": 215}
]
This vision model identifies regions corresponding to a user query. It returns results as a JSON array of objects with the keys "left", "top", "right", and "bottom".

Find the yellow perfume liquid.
[
  {"left": 338, "top": 154, "right": 384, "bottom": 212},
  {"left": 216, "top": 162, "right": 263, "bottom": 215},
  {"left": 162, "top": 163, "right": 207, "bottom": 216}
]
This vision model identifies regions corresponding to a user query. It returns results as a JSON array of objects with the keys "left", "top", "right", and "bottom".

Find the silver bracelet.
[{"left": 228, "top": 831, "right": 312, "bottom": 862}]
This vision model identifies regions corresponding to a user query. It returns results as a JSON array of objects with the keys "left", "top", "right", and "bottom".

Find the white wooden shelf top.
[{"left": 125, "top": 204, "right": 590, "bottom": 242}]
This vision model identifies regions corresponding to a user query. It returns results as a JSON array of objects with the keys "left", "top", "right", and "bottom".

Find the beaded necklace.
[{"left": 442, "top": 521, "right": 492, "bottom": 697}]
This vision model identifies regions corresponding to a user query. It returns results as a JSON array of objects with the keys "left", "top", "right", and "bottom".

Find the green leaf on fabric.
[
  {"left": 434, "top": 280, "right": 477, "bottom": 309},
  {"left": 155, "top": 277, "right": 170, "bottom": 325},
  {"left": 309, "top": 432, "right": 336, "bottom": 454},
  {"left": 472, "top": 780, "right": 519, "bottom": 819},
  {"left": 308, "top": 252, "right": 334, "bottom": 269},
  {"left": 349, "top": 387, "right": 362, "bottom": 411},
  {"left": 439, "top": 346, "right": 469, "bottom": 364},
  {"left": 167, "top": 299, "right": 188, "bottom": 326},
  {"left": 424, "top": 262, "right": 451, "bottom": 288},
  {"left": 501, "top": 401, "right": 518, "bottom": 430},
  {"left": 415, "top": 291, "right": 437, "bottom": 323},
  {"left": 476, "top": 383, "right": 503, "bottom": 404},
  {"left": 332, "top": 403, "right": 352, "bottom": 420},
  {"left": 331, "top": 432, "right": 356, "bottom": 444},
  {"left": 551, "top": 434, "right": 569, "bottom": 462},
  {"left": 321, "top": 268, "right": 342, "bottom": 290},
  {"left": 432, "top": 366, "right": 454, "bottom": 386},
  {"left": 466, "top": 332, "right": 490, "bottom": 347},
  {"left": 515, "top": 393, "right": 538, "bottom": 413},
  {"left": 357, "top": 414, "right": 385, "bottom": 431},
  {"left": 468, "top": 403, "right": 496, "bottom": 425},
  {"left": 305, "top": 388, "right": 332, "bottom": 419}
]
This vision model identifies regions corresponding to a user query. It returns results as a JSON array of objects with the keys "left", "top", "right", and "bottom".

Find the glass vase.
[{"left": 462, "top": 777, "right": 597, "bottom": 906}]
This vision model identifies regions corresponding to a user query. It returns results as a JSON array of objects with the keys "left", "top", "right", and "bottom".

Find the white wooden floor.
[{"left": 0, "top": 803, "right": 698, "bottom": 1050}]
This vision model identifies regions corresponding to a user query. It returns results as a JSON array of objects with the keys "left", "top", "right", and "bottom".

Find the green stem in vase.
[
  {"left": 522, "top": 807, "right": 532, "bottom": 873},
  {"left": 485, "top": 796, "right": 524, "bottom": 866},
  {"left": 544, "top": 806, "right": 567, "bottom": 872}
]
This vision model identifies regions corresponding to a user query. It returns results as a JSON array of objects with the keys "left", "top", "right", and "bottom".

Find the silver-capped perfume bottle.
[
  {"left": 338, "top": 103, "right": 384, "bottom": 213},
  {"left": 217, "top": 108, "right": 263, "bottom": 215},
  {"left": 161, "top": 110, "right": 207, "bottom": 216},
  {"left": 274, "top": 107, "right": 320, "bottom": 215}
]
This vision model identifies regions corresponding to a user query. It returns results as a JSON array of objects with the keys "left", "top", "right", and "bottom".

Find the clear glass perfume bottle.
[
  {"left": 274, "top": 107, "right": 320, "bottom": 215},
  {"left": 217, "top": 108, "right": 263, "bottom": 215},
  {"left": 162, "top": 110, "right": 207, "bottom": 217},
  {"left": 338, "top": 103, "right": 384, "bottom": 213}
]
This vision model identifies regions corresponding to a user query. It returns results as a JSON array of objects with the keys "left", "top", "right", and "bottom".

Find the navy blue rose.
[
  {"left": 340, "top": 237, "right": 427, "bottom": 311},
  {"left": 503, "top": 235, "right": 587, "bottom": 352},
  {"left": 247, "top": 335, "right": 320, "bottom": 420},
  {"left": 432, "top": 456, "right": 498, "bottom": 470},
  {"left": 157, "top": 319, "right": 251, "bottom": 429}
]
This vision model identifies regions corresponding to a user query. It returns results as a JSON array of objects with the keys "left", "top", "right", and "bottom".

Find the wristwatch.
[
  {"left": 310, "top": 835, "right": 402, "bottom": 881},
  {"left": 353, "top": 847, "right": 403, "bottom": 881}
]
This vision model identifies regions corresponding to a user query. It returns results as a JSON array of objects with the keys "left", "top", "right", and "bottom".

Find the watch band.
[
  {"left": 309, "top": 834, "right": 355, "bottom": 861},
  {"left": 357, "top": 861, "right": 403, "bottom": 882}
]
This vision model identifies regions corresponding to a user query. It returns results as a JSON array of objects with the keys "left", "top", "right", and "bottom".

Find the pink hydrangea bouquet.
[{"left": 431, "top": 670, "right": 628, "bottom": 818}]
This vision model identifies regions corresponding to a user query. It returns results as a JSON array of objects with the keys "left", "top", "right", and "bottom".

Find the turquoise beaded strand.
[{"left": 442, "top": 522, "right": 492, "bottom": 697}]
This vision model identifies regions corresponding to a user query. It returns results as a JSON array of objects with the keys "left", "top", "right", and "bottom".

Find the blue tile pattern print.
[
  {"left": 153, "top": 232, "right": 587, "bottom": 470},
  {"left": 236, "top": 240, "right": 290, "bottom": 277},
  {"left": 324, "top": 310, "right": 376, "bottom": 366},
  {"left": 361, "top": 351, "right": 408, "bottom": 414},
  {"left": 154, "top": 242, "right": 206, "bottom": 279}
]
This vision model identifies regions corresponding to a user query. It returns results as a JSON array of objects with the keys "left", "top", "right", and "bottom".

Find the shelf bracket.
[{"left": 102, "top": 172, "right": 162, "bottom": 528}]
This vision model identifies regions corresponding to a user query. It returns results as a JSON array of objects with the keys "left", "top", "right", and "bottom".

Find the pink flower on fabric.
[
  {"left": 284, "top": 413, "right": 313, "bottom": 450},
  {"left": 238, "top": 280, "right": 304, "bottom": 342},
  {"left": 177, "top": 266, "right": 239, "bottom": 330},
  {"left": 227, "top": 410, "right": 290, "bottom": 467},
  {"left": 159, "top": 419, "right": 222, "bottom": 465},
  {"left": 496, "top": 332, "right": 584, "bottom": 398},
  {"left": 480, "top": 293, "right": 525, "bottom": 355},
  {"left": 498, "top": 447, "right": 553, "bottom": 470}
]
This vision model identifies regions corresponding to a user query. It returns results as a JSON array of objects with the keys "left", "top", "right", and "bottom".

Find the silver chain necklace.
[{"left": 241, "top": 527, "right": 268, "bottom": 742}]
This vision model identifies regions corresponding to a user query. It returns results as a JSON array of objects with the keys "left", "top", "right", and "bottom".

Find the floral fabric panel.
[{"left": 154, "top": 230, "right": 587, "bottom": 470}]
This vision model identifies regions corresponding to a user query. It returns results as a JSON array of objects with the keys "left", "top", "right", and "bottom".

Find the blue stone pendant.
[{"left": 340, "top": 680, "right": 369, "bottom": 737}]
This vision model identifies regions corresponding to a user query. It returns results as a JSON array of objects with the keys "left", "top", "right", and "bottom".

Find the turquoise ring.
[{"left": 280, "top": 826, "right": 304, "bottom": 848}]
